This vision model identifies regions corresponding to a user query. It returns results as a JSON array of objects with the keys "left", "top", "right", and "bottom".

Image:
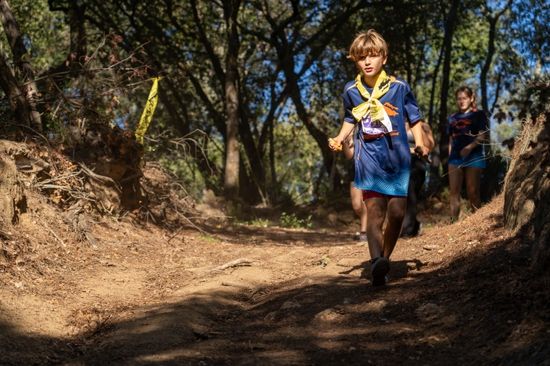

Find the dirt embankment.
[{"left": 0, "top": 139, "right": 549, "bottom": 365}]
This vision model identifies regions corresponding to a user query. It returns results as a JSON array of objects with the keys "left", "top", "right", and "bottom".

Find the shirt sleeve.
[
  {"left": 403, "top": 83, "right": 423, "bottom": 125},
  {"left": 342, "top": 89, "right": 355, "bottom": 124}
]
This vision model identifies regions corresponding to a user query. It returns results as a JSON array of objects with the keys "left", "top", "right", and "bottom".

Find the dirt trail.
[{"left": 0, "top": 196, "right": 549, "bottom": 365}]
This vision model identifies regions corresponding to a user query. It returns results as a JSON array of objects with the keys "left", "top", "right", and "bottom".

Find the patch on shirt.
[
  {"left": 383, "top": 102, "right": 399, "bottom": 117},
  {"left": 450, "top": 118, "right": 473, "bottom": 137}
]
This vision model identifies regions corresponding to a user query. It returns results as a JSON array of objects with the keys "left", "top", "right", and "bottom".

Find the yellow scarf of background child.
[{"left": 351, "top": 70, "right": 393, "bottom": 133}]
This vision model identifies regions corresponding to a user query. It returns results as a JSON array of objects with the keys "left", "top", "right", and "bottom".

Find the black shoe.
[
  {"left": 400, "top": 221, "right": 421, "bottom": 238},
  {"left": 371, "top": 257, "right": 390, "bottom": 286}
]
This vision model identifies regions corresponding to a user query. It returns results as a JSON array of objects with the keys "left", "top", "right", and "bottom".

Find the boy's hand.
[
  {"left": 413, "top": 145, "right": 431, "bottom": 163},
  {"left": 328, "top": 137, "right": 343, "bottom": 151},
  {"left": 414, "top": 145, "right": 430, "bottom": 157}
]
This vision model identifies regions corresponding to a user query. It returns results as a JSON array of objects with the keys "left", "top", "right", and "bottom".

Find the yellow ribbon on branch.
[{"left": 135, "top": 77, "right": 161, "bottom": 144}]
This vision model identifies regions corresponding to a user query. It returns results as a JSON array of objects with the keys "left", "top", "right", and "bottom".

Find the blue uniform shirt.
[
  {"left": 342, "top": 77, "right": 423, "bottom": 196},
  {"left": 447, "top": 110, "right": 488, "bottom": 161}
]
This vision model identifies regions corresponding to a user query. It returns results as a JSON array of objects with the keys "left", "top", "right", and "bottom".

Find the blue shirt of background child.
[{"left": 447, "top": 110, "right": 488, "bottom": 160}]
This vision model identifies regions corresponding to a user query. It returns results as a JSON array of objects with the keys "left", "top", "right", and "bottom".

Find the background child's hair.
[
  {"left": 455, "top": 86, "right": 478, "bottom": 111},
  {"left": 347, "top": 29, "right": 388, "bottom": 62}
]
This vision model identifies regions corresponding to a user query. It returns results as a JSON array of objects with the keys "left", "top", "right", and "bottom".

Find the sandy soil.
[{"left": 1, "top": 192, "right": 549, "bottom": 366}]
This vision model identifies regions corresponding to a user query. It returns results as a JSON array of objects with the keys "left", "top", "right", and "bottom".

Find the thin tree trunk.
[
  {"left": 491, "top": 71, "right": 503, "bottom": 114},
  {"left": 480, "top": 0, "right": 511, "bottom": 153},
  {"left": 428, "top": 42, "right": 444, "bottom": 126},
  {"left": 269, "top": 118, "right": 277, "bottom": 200},
  {"left": 45, "top": 1, "right": 87, "bottom": 81},
  {"left": 223, "top": 0, "right": 241, "bottom": 200},
  {"left": 0, "top": 0, "right": 42, "bottom": 131},
  {"left": 480, "top": 16, "right": 497, "bottom": 115},
  {"left": 438, "top": 0, "right": 460, "bottom": 168},
  {"left": 0, "top": 51, "right": 32, "bottom": 126},
  {"left": 425, "top": 7, "right": 448, "bottom": 196},
  {"left": 238, "top": 102, "right": 267, "bottom": 202}
]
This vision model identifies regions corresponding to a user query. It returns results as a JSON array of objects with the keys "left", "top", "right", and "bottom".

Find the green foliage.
[
  {"left": 0, "top": 0, "right": 68, "bottom": 71},
  {"left": 158, "top": 156, "right": 206, "bottom": 199},
  {"left": 273, "top": 119, "right": 323, "bottom": 204},
  {"left": 279, "top": 212, "right": 313, "bottom": 229}
]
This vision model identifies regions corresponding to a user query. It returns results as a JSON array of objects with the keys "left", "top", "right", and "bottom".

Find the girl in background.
[{"left": 448, "top": 86, "right": 489, "bottom": 221}]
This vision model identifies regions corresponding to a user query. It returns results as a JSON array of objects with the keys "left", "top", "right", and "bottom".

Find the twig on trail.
[
  {"left": 40, "top": 219, "right": 65, "bottom": 247},
  {"left": 166, "top": 228, "right": 183, "bottom": 243},
  {"left": 211, "top": 258, "right": 255, "bottom": 273},
  {"left": 172, "top": 206, "right": 208, "bottom": 235}
]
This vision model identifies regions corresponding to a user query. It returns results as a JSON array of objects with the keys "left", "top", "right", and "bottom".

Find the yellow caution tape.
[{"left": 135, "top": 77, "right": 160, "bottom": 144}]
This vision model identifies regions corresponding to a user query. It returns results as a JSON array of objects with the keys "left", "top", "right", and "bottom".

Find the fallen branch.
[
  {"left": 40, "top": 219, "right": 65, "bottom": 247},
  {"left": 176, "top": 211, "right": 207, "bottom": 234},
  {"left": 79, "top": 163, "right": 121, "bottom": 192},
  {"left": 211, "top": 258, "right": 255, "bottom": 273}
]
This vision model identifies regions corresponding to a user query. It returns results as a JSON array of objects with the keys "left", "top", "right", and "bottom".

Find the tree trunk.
[
  {"left": 428, "top": 40, "right": 444, "bottom": 126},
  {"left": 0, "top": 52, "right": 34, "bottom": 128},
  {"left": 437, "top": 0, "right": 460, "bottom": 168},
  {"left": 0, "top": 141, "right": 25, "bottom": 225},
  {"left": 479, "top": 0, "right": 511, "bottom": 149},
  {"left": 480, "top": 16, "right": 497, "bottom": 116},
  {"left": 479, "top": 14, "right": 497, "bottom": 158},
  {"left": 238, "top": 103, "right": 267, "bottom": 202},
  {"left": 490, "top": 71, "right": 503, "bottom": 113},
  {"left": 45, "top": 0, "right": 87, "bottom": 82},
  {"left": 0, "top": 0, "right": 42, "bottom": 131},
  {"left": 269, "top": 118, "right": 277, "bottom": 200},
  {"left": 223, "top": 0, "right": 241, "bottom": 200},
  {"left": 479, "top": 2, "right": 512, "bottom": 202}
]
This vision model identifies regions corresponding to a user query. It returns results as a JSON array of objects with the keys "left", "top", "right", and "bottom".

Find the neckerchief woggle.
[{"left": 351, "top": 70, "right": 393, "bottom": 135}]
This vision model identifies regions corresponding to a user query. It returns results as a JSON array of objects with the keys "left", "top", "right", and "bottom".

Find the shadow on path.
[{"left": 1, "top": 221, "right": 549, "bottom": 366}]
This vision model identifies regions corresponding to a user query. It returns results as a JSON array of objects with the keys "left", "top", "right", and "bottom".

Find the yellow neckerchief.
[{"left": 351, "top": 70, "right": 393, "bottom": 133}]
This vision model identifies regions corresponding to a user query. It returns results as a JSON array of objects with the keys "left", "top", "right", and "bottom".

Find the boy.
[{"left": 329, "top": 29, "right": 429, "bottom": 286}]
